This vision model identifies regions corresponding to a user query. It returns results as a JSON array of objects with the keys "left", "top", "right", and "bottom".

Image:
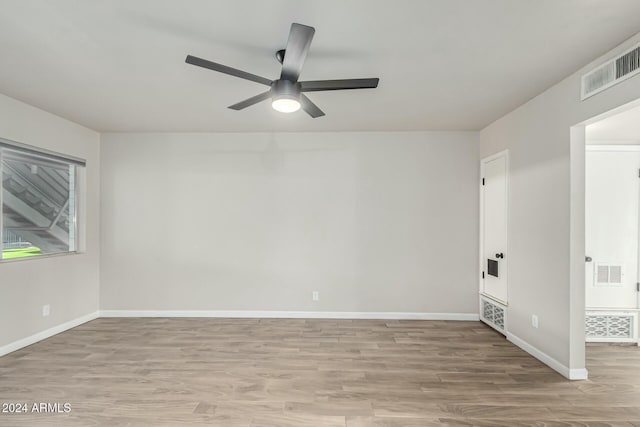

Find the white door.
[
  {"left": 481, "top": 151, "right": 508, "bottom": 304},
  {"left": 585, "top": 147, "right": 640, "bottom": 309}
]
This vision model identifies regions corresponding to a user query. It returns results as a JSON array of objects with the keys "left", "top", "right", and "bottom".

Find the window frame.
[{"left": 0, "top": 137, "right": 85, "bottom": 263}]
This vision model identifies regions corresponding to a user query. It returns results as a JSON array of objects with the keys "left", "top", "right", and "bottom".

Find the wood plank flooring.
[{"left": 0, "top": 318, "right": 639, "bottom": 426}]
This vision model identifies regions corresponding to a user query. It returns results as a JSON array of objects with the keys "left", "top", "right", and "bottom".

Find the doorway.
[
  {"left": 584, "top": 107, "right": 640, "bottom": 343},
  {"left": 479, "top": 150, "right": 509, "bottom": 334}
]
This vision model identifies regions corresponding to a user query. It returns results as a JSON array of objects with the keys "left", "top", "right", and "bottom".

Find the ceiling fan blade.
[
  {"left": 300, "top": 78, "right": 379, "bottom": 92},
  {"left": 228, "top": 91, "right": 272, "bottom": 110},
  {"left": 299, "top": 94, "right": 325, "bottom": 118},
  {"left": 186, "top": 55, "right": 272, "bottom": 86},
  {"left": 280, "top": 23, "right": 315, "bottom": 82}
]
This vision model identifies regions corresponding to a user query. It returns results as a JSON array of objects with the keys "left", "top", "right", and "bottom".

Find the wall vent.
[
  {"left": 586, "top": 311, "right": 637, "bottom": 342},
  {"left": 581, "top": 43, "right": 640, "bottom": 100},
  {"left": 595, "top": 263, "right": 623, "bottom": 285},
  {"left": 480, "top": 296, "right": 506, "bottom": 335}
]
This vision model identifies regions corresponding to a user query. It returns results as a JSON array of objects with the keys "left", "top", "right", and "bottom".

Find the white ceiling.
[
  {"left": 1, "top": 0, "right": 640, "bottom": 132},
  {"left": 587, "top": 104, "right": 640, "bottom": 142}
]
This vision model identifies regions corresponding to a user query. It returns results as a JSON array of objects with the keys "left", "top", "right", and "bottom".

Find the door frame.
[{"left": 479, "top": 149, "right": 510, "bottom": 305}]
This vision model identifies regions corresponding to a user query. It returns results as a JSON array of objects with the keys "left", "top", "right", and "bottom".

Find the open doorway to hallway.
[{"left": 584, "top": 104, "right": 640, "bottom": 370}]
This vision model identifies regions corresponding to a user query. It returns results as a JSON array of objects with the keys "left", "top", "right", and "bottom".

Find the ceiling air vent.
[{"left": 581, "top": 43, "right": 640, "bottom": 100}]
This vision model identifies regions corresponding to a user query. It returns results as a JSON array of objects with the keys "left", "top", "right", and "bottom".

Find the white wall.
[
  {"left": 586, "top": 103, "right": 640, "bottom": 143},
  {"left": 0, "top": 93, "right": 100, "bottom": 350},
  {"left": 479, "top": 32, "right": 640, "bottom": 377},
  {"left": 100, "top": 131, "right": 479, "bottom": 315}
]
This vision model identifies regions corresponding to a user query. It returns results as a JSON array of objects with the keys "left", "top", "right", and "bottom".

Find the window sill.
[{"left": 0, "top": 251, "right": 82, "bottom": 264}]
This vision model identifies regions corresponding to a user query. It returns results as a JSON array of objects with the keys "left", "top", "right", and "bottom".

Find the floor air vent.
[
  {"left": 582, "top": 43, "right": 640, "bottom": 100},
  {"left": 480, "top": 296, "right": 506, "bottom": 335},
  {"left": 586, "top": 311, "right": 637, "bottom": 342}
]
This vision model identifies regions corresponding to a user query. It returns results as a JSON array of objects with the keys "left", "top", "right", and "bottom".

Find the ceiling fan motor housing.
[{"left": 271, "top": 79, "right": 300, "bottom": 100}]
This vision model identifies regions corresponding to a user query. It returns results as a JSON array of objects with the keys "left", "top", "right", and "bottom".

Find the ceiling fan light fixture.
[
  {"left": 271, "top": 96, "right": 300, "bottom": 113},
  {"left": 185, "top": 23, "right": 379, "bottom": 119}
]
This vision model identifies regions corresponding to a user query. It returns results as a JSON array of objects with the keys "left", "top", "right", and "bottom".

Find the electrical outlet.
[
  {"left": 312, "top": 291, "right": 319, "bottom": 301},
  {"left": 531, "top": 314, "right": 539, "bottom": 328},
  {"left": 42, "top": 304, "right": 50, "bottom": 317}
]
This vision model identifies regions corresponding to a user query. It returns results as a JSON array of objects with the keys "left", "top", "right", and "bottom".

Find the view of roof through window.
[{"left": 1, "top": 146, "right": 79, "bottom": 260}]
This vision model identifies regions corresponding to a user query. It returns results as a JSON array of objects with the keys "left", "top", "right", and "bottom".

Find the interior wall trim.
[
  {"left": 0, "top": 311, "right": 99, "bottom": 358},
  {"left": 0, "top": 310, "right": 479, "bottom": 357},
  {"left": 507, "top": 331, "right": 589, "bottom": 380},
  {"left": 98, "top": 310, "right": 480, "bottom": 321}
]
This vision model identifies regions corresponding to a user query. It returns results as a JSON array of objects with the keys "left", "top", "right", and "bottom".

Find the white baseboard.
[
  {"left": 568, "top": 368, "right": 589, "bottom": 380},
  {"left": 507, "top": 332, "right": 588, "bottom": 380},
  {"left": 0, "top": 310, "right": 478, "bottom": 358},
  {"left": 99, "top": 310, "right": 480, "bottom": 321},
  {"left": 0, "top": 311, "right": 99, "bottom": 358}
]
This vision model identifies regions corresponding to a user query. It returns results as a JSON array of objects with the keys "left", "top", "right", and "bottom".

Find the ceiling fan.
[{"left": 185, "top": 23, "right": 379, "bottom": 118}]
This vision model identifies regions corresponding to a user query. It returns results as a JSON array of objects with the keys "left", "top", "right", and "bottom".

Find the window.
[{"left": 0, "top": 138, "right": 85, "bottom": 260}]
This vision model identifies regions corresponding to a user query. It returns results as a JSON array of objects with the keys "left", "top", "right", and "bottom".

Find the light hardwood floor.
[{"left": 1, "top": 318, "right": 639, "bottom": 426}]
